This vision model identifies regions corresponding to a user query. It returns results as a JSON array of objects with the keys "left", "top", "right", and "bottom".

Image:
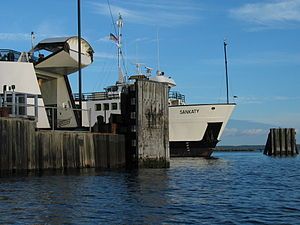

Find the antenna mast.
[
  {"left": 157, "top": 28, "right": 160, "bottom": 71},
  {"left": 30, "top": 32, "right": 35, "bottom": 49},
  {"left": 116, "top": 14, "right": 124, "bottom": 84},
  {"left": 223, "top": 40, "right": 229, "bottom": 104}
]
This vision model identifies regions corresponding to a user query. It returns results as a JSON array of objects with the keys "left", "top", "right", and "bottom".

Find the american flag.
[{"left": 109, "top": 33, "right": 118, "bottom": 42}]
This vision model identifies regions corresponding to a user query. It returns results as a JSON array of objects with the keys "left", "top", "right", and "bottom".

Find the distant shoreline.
[
  {"left": 216, "top": 145, "right": 300, "bottom": 152},
  {"left": 215, "top": 145, "right": 264, "bottom": 152},
  {"left": 215, "top": 148, "right": 261, "bottom": 152}
]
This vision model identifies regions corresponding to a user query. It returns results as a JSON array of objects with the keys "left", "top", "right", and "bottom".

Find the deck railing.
[
  {"left": 0, "top": 91, "right": 92, "bottom": 131},
  {"left": 73, "top": 92, "right": 120, "bottom": 101},
  {"left": 169, "top": 91, "right": 185, "bottom": 103},
  {"left": 0, "top": 49, "right": 21, "bottom": 62}
]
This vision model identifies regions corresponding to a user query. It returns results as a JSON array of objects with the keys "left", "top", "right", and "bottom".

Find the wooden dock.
[
  {"left": 0, "top": 117, "right": 125, "bottom": 173},
  {"left": 264, "top": 128, "right": 298, "bottom": 156},
  {"left": 0, "top": 79, "right": 170, "bottom": 172}
]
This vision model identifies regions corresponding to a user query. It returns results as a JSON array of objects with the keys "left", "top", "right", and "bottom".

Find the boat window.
[
  {"left": 95, "top": 104, "right": 101, "bottom": 111},
  {"left": 0, "top": 49, "right": 21, "bottom": 62},
  {"left": 130, "top": 112, "right": 136, "bottom": 119},
  {"left": 131, "top": 139, "right": 136, "bottom": 147},
  {"left": 106, "top": 86, "right": 118, "bottom": 92},
  {"left": 131, "top": 98, "right": 136, "bottom": 105},
  {"left": 111, "top": 103, "right": 118, "bottom": 110},
  {"left": 131, "top": 125, "right": 136, "bottom": 132},
  {"left": 104, "top": 103, "right": 109, "bottom": 110}
]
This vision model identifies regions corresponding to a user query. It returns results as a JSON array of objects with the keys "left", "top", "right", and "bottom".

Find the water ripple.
[{"left": 0, "top": 152, "right": 300, "bottom": 224}]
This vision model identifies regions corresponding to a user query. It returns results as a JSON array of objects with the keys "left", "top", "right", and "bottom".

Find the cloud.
[
  {"left": 0, "top": 33, "right": 31, "bottom": 41},
  {"left": 224, "top": 127, "right": 268, "bottom": 137},
  {"left": 123, "top": 0, "right": 202, "bottom": 11},
  {"left": 0, "top": 22, "right": 69, "bottom": 42},
  {"left": 201, "top": 51, "right": 300, "bottom": 67},
  {"left": 230, "top": 0, "right": 300, "bottom": 30},
  {"left": 89, "top": 0, "right": 201, "bottom": 27},
  {"left": 232, "top": 52, "right": 300, "bottom": 65},
  {"left": 241, "top": 129, "right": 267, "bottom": 136},
  {"left": 94, "top": 52, "right": 117, "bottom": 60},
  {"left": 96, "top": 35, "right": 111, "bottom": 43},
  {"left": 223, "top": 128, "right": 239, "bottom": 136},
  {"left": 234, "top": 95, "right": 300, "bottom": 105}
]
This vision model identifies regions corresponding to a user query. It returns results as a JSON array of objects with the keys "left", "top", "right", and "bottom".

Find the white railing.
[
  {"left": 44, "top": 105, "right": 92, "bottom": 131},
  {"left": 0, "top": 91, "right": 92, "bottom": 131}
]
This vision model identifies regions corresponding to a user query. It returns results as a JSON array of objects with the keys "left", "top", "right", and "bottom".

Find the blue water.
[{"left": 0, "top": 152, "right": 300, "bottom": 224}]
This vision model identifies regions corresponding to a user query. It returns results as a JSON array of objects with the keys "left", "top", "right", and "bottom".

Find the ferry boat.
[
  {"left": 75, "top": 67, "right": 235, "bottom": 157},
  {"left": 0, "top": 15, "right": 235, "bottom": 157},
  {"left": 76, "top": 14, "right": 236, "bottom": 157}
]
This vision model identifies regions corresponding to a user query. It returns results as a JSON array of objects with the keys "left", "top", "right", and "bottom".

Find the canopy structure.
[
  {"left": 150, "top": 73, "right": 176, "bottom": 88},
  {"left": 32, "top": 36, "right": 94, "bottom": 76}
]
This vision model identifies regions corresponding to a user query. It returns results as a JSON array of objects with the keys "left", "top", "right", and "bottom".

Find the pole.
[
  {"left": 78, "top": 0, "right": 82, "bottom": 127},
  {"left": 31, "top": 32, "right": 35, "bottom": 49},
  {"left": 223, "top": 40, "right": 229, "bottom": 104},
  {"left": 116, "top": 14, "right": 124, "bottom": 84},
  {"left": 157, "top": 27, "right": 160, "bottom": 71}
]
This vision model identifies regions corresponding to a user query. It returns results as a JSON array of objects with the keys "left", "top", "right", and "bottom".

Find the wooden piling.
[
  {"left": 264, "top": 128, "right": 298, "bottom": 156},
  {"left": 122, "top": 80, "right": 170, "bottom": 168}
]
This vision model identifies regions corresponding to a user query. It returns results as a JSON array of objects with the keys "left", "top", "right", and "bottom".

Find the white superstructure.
[
  {"left": 0, "top": 58, "right": 49, "bottom": 128},
  {"left": 0, "top": 36, "right": 94, "bottom": 129}
]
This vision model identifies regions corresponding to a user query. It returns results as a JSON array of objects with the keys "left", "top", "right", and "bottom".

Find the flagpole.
[
  {"left": 224, "top": 40, "right": 229, "bottom": 104},
  {"left": 77, "top": 0, "right": 82, "bottom": 127},
  {"left": 31, "top": 32, "right": 35, "bottom": 49},
  {"left": 116, "top": 14, "right": 123, "bottom": 84}
]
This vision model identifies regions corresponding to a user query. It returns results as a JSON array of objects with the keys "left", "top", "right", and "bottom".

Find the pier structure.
[
  {"left": 0, "top": 36, "right": 170, "bottom": 172},
  {"left": 122, "top": 79, "right": 170, "bottom": 168},
  {"left": 264, "top": 128, "right": 298, "bottom": 156},
  {"left": 0, "top": 79, "right": 170, "bottom": 173},
  {"left": 0, "top": 117, "right": 125, "bottom": 173}
]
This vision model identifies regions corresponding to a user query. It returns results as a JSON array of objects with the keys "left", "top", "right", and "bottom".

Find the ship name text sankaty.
[{"left": 179, "top": 109, "right": 200, "bottom": 114}]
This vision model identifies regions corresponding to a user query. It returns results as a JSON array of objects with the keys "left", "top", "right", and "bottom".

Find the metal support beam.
[{"left": 78, "top": 0, "right": 82, "bottom": 127}]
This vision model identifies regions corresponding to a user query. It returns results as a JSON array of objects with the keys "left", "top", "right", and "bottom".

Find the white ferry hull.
[{"left": 169, "top": 103, "right": 235, "bottom": 157}]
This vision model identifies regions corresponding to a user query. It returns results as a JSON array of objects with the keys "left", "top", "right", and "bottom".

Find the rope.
[{"left": 107, "top": 0, "right": 118, "bottom": 36}]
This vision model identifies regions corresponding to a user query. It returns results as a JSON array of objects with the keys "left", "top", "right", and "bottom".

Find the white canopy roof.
[{"left": 33, "top": 36, "right": 94, "bottom": 76}]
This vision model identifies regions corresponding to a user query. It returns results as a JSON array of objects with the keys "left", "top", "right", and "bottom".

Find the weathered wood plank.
[
  {"left": 0, "top": 118, "right": 126, "bottom": 172},
  {"left": 136, "top": 80, "right": 170, "bottom": 168}
]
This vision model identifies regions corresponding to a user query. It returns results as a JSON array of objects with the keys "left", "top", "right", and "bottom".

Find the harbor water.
[{"left": 0, "top": 152, "right": 300, "bottom": 224}]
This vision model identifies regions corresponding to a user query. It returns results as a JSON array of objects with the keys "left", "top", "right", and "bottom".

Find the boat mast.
[
  {"left": 116, "top": 14, "right": 124, "bottom": 84},
  {"left": 223, "top": 40, "right": 229, "bottom": 104},
  {"left": 31, "top": 32, "right": 35, "bottom": 49},
  {"left": 157, "top": 27, "right": 160, "bottom": 71}
]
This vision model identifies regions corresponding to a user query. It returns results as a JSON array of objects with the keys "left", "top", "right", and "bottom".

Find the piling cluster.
[{"left": 264, "top": 128, "right": 298, "bottom": 156}]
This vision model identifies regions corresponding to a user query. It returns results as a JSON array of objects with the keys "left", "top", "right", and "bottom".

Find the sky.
[{"left": 1, "top": 0, "right": 300, "bottom": 145}]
